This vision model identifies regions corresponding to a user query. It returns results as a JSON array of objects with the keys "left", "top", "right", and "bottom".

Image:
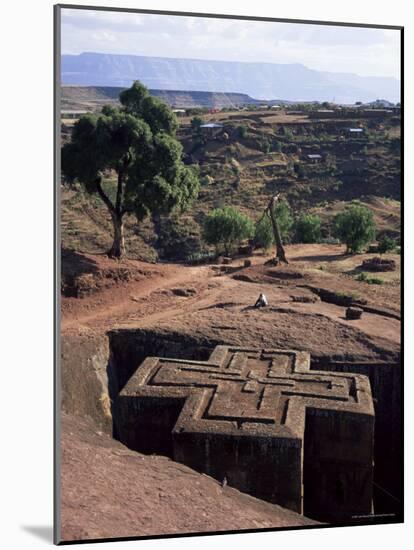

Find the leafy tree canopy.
[
  {"left": 274, "top": 200, "right": 294, "bottom": 241},
  {"left": 203, "top": 206, "right": 254, "bottom": 255},
  {"left": 295, "top": 214, "right": 322, "bottom": 243},
  {"left": 254, "top": 215, "right": 274, "bottom": 251},
  {"left": 191, "top": 116, "right": 203, "bottom": 134},
  {"left": 61, "top": 81, "right": 199, "bottom": 257},
  {"left": 334, "top": 202, "right": 376, "bottom": 254},
  {"left": 377, "top": 234, "right": 396, "bottom": 254}
]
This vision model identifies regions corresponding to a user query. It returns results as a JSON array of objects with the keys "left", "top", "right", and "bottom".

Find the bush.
[
  {"left": 356, "top": 272, "right": 369, "bottom": 282},
  {"left": 203, "top": 206, "right": 254, "bottom": 255},
  {"left": 294, "top": 163, "right": 306, "bottom": 178},
  {"left": 275, "top": 200, "right": 294, "bottom": 242},
  {"left": 191, "top": 116, "right": 203, "bottom": 136},
  {"left": 295, "top": 214, "right": 322, "bottom": 243},
  {"left": 260, "top": 138, "right": 271, "bottom": 154},
  {"left": 254, "top": 216, "right": 274, "bottom": 251},
  {"left": 378, "top": 235, "right": 396, "bottom": 254},
  {"left": 356, "top": 272, "right": 384, "bottom": 285},
  {"left": 333, "top": 202, "right": 376, "bottom": 254},
  {"left": 273, "top": 140, "right": 282, "bottom": 152},
  {"left": 201, "top": 174, "right": 214, "bottom": 186},
  {"left": 156, "top": 217, "right": 202, "bottom": 261},
  {"left": 238, "top": 125, "right": 248, "bottom": 139},
  {"left": 368, "top": 277, "right": 385, "bottom": 285}
]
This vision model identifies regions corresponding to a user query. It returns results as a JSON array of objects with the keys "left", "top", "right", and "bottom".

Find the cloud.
[{"left": 60, "top": 8, "right": 400, "bottom": 78}]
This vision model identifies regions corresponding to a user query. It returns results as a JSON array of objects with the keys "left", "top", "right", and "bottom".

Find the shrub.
[
  {"left": 237, "top": 125, "right": 248, "bottom": 139},
  {"left": 378, "top": 235, "right": 396, "bottom": 254},
  {"left": 368, "top": 277, "right": 385, "bottom": 285},
  {"left": 260, "top": 138, "right": 271, "bottom": 154},
  {"left": 156, "top": 217, "right": 202, "bottom": 261},
  {"left": 191, "top": 116, "right": 203, "bottom": 135},
  {"left": 356, "top": 272, "right": 385, "bottom": 285},
  {"left": 201, "top": 174, "right": 214, "bottom": 186},
  {"left": 333, "top": 202, "right": 376, "bottom": 254},
  {"left": 294, "top": 163, "right": 306, "bottom": 178},
  {"left": 254, "top": 216, "right": 274, "bottom": 251},
  {"left": 275, "top": 200, "right": 294, "bottom": 242},
  {"left": 356, "top": 272, "right": 369, "bottom": 282},
  {"left": 203, "top": 206, "right": 254, "bottom": 255},
  {"left": 295, "top": 214, "right": 322, "bottom": 243}
]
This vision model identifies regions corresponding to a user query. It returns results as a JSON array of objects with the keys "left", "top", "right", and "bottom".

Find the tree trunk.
[
  {"left": 108, "top": 213, "right": 125, "bottom": 259},
  {"left": 268, "top": 195, "right": 288, "bottom": 264}
]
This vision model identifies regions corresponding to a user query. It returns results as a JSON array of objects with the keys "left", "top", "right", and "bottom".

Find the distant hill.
[
  {"left": 61, "top": 85, "right": 268, "bottom": 110},
  {"left": 61, "top": 52, "right": 400, "bottom": 104}
]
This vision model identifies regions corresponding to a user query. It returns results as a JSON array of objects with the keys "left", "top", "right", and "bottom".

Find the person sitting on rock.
[{"left": 254, "top": 293, "right": 268, "bottom": 308}]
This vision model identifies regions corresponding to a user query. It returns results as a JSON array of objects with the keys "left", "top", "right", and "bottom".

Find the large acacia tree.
[{"left": 61, "top": 82, "right": 199, "bottom": 258}]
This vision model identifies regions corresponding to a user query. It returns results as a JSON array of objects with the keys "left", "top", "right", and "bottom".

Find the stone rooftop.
[{"left": 116, "top": 346, "right": 375, "bottom": 522}]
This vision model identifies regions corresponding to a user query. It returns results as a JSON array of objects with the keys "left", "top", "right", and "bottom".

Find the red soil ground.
[{"left": 59, "top": 243, "right": 400, "bottom": 541}]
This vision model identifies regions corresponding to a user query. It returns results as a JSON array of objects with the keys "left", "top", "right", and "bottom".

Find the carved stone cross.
[{"left": 116, "top": 346, "right": 374, "bottom": 522}]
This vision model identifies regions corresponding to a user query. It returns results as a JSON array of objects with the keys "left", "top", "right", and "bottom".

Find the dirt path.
[
  {"left": 61, "top": 245, "right": 400, "bottom": 355},
  {"left": 61, "top": 264, "right": 215, "bottom": 331}
]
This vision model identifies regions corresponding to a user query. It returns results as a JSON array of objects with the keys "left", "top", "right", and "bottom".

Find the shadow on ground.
[
  {"left": 292, "top": 253, "right": 349, "bottom": 263},
  {"left": 62, "top": 247, "right": 100, "bottom": 278}
]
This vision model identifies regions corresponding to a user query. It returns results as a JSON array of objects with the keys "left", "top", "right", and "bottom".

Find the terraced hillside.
[{"left": 61, "top": 103, "right": 401, "bottom": 262}]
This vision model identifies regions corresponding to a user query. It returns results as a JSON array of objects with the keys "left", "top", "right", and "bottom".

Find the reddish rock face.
[
  {"left": 59, "top": 413, "right": 318, "bottom": 543},
  {"left": 116, "top": 346, "right": 375, "bottom": 522}
]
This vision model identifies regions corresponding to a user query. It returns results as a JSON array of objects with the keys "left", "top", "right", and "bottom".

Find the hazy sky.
[{"left": 61, "top": 8, "right": 400, "bottom": 79}]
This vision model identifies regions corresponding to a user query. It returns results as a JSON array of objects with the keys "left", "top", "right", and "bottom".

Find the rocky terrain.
[
  {"left": 59, "top": 242, "right": 401, "bottom": 541},
  {"left": 60, "top": 412, "right": 318, "bottom": 542}
]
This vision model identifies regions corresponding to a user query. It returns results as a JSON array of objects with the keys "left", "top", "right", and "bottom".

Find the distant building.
[
  {"left": 200, "top": 123, "right": 223, "bottom": 129},
  {"left": 348, "top": 128, "right": 364, "bottom": 134},
  {"left": 200, "top": 122, "right": 224, "bottom": 138},
  {"left": 172, "top": 109, "right": 186, "bottom": 116},
  {"left": 61, "top": 110, "right": 89, "bottom": 119},
  {"left": 306, "top": 154, "right": 323, "bottom": 163}
]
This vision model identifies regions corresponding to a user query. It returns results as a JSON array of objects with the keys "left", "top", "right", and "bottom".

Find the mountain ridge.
[{"left": 61, "top": 52, "right": 400, "bottom": 104}]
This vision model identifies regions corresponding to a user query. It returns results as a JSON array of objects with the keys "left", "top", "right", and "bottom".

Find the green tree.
[
  {"left": 254, "top": 215, "right": 274, "bottom": 251},
  {"left": 203, "top": 206, "right": 254, "bottom": 255},
  {"left": 61, "top": 81, "right": 199, "bottom": 258},
  {"left": 254, "top": 198, "right": 294, "bottom": 255},
  {"left": 237, "top": 125, "right": 248, "bottom": 139},
  {"left": 378, "top": 235, "right": 396, "bottom": 254},
  {"left": 295, "top": 214, "right": 322, "bottom": 243},
  {"left": 191, "top": 116, "right": 203, "bottom": 136},
  {"left": 334, "top": 203, "right": 376, "bottom": 254},
  {"left": 275, "top": 199, "right": 294, "bottom": 241},
  {"left": 294, "top": 163, "right": 306, "bottom": 178}
]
